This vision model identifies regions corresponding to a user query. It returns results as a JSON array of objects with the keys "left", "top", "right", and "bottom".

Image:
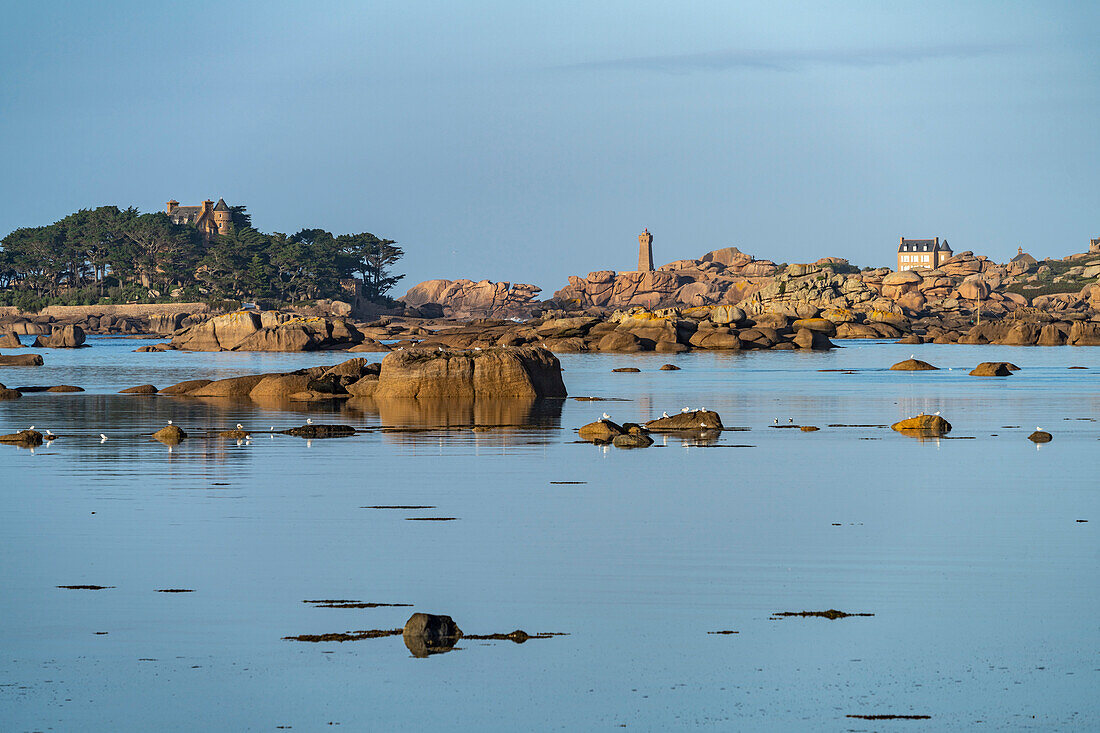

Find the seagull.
[
  {"left": 269, "top": 426, "right": 274, "bottom": 431},
  {"left": 774, "top": 417, "right": 779, "bottom": 424},
  {"left": 45, "top": 429, "right": 55, "bottom": 438},
  {"left": 99, "top": 434, "right": 108, "bottom": 443},
  {"left": 167, "top": 420, "right": 173, "bottom": 425},
  {"left": 236, "top": 423, "right": 244, "bottom": 430},
  {"left": 700, "top": 407, "right": 708, "bottom": 412},
  {"left": 700, "top": 422, "right": 707, "bottom": 428},
  {"left": 1036, "top": 426, "right": 1042, "bottom": 431},
  {"left": 933, "top": 411, "right": 941, "bottom": 416},
  {"left": 662, "top": 412, "right": 670, "bottom": 419},
  {"left": 788, "top": 417, "right": 793, "bottom": 423},
  {"left": 910, "top": 354, "right": 915, "bottom": 359},
  {"left": 306, "top": 418, "right": 313, "bottom": 425},
  {"left": 602, "top": 412, "right": 611, "bottom": 420},
  {"left": 28, "top": 425, "right": 34, "bottom": 431},
  {"left": 681, "top": 407, "right": 690, "bottom": 413}
]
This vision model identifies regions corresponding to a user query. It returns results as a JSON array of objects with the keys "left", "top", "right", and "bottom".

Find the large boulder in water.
[
  {"left": 171, "top": 311, "right": 261, "bottom": 351},
  {"left": 0, "top": 330, "right": 23, "bottom": 348},
  {"left": 34, "top": 324, "right": 85, "bottom": 348},
  {"left": 403, "top": 613, "right": 463, "bottom": 658},
  {"left": 248, "top": 374, "right": 313, "bottom": 399},
  {"left": 374, "top": 346, "right": 566, "bottom": 400},
  {"left": 189, "top": 374, "right": 270, "bottom": 397}
]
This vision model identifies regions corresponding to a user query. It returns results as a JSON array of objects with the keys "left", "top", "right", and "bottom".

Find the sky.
[{"left": 1, "top": 0, "right": 1097, "bottom": 296}]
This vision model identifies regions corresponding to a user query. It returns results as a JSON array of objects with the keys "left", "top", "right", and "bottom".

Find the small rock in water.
[
  {"left": 969, "top": 362, "right": 1016, "bottom": 377},
  {"left": 612, "top": 433, "right": 654, "bottom": 448},
  {"left": 612, "top": 367, "right": 641, "bottom": 373},
  {"left": 1027, "top": 430, "right": 1053, "bottom": 443},
  {"left": 119, "top": 384, "right": 158, "bottom": 394},
  {"left": 659, "top": 364, "right": 681, "bottom": 371},
  {"left": 889, "top": 358, "right": 938, "bottom": 371},
  {"left": 891, "top": 414, "right": 951, "bottom": 436},
  {"left": 800, "top": 425, "right": 820, "bottom": 432},
  {"left": 152, "top": 425, "right": 188, "bottom": 444}
]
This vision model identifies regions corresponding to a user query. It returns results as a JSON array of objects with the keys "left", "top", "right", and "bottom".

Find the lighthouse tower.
[{"left": 638, "top": 229, "right": 654, "bottom": 272}]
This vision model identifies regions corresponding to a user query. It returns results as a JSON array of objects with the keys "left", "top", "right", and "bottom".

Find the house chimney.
[{"left": 166, "top": 200, "right": 178, "bottom": 214}]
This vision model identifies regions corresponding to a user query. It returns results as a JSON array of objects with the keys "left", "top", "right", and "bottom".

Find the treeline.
[{"left": 0, "top": 205, "right": 403, "bottom": 309}]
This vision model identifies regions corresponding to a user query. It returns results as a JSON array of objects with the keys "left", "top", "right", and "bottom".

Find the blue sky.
[{"left": 1, "top": 1, "right": 1097, "bottom": 294}]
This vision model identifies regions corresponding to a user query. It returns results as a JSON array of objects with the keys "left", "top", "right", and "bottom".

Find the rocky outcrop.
[
  {"left": 401, "top": 279, "right": 542, "bottom": 318},
  {"left": 170, "top": 312, "right": 365, "bottom": 352},
  {"left": 32, "top": 325, "right": 86, "bottom": 348},
  {"left": 0, "top": 353, "right": 44, "bottom": 366},
  {"left": 373, "top": 346, "right": 566, "bottom": 400}
]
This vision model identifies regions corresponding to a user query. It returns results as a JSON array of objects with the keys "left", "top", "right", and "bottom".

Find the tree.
[
  {"left": 120, "top": 213, "right": 202, "bottom": 291},
  {"left": 338, "top": 232, "right": 404, "bottom": 300}
]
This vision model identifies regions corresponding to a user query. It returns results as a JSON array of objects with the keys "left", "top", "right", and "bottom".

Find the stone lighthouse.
[{"left": 638, "top": 228, "right": 654, "bottom": 272}]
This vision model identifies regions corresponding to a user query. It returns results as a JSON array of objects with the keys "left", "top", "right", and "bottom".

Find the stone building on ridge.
[
  {"left": 166, "top": 198, "right": 232, "bottom": 240},
  {"left": 897, "top": 236, "right": 952, "bottom": 272}
]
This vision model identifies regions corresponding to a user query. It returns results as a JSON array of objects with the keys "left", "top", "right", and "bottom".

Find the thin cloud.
[{"left": 559, "top": 44, "right": 1015, "bottom": 74}]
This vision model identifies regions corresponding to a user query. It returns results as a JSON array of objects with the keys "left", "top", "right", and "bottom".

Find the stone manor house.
[
  {"left": 897, "top": 236, "right": 953, "bottom": 272},
  {"left": 166, "top": 198, "right": 232, "bottom": 240}
]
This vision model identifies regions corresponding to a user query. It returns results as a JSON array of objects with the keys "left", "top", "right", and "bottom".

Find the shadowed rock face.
[
  {"left": 375, "top": 347, "right": 567, "bottom": 400},
  {"left": 403, "top": 613, "right": 463, "bottom": 658}
]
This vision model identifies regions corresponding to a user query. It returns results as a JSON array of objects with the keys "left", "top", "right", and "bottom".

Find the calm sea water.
[{"left": 1, "top": 336, "right": 1097, "bottom": 731}]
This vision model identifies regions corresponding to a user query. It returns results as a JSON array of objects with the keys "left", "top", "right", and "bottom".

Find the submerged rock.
[{"left": 284, "top": 424, "right": 356, "bottom": 439}]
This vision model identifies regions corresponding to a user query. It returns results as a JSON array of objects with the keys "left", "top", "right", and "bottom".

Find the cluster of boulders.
[
  {"left": 401, "top": 279, "right": 542, "bottom": 319},
  {"left": 578, "top": 409, "right": 724, "bottom": 449},
  {"left": 122, "top": 346, "right": 566, "bottom": 403},
  {"left": 169, "top": 311, "right": 371, "bottom": 352},
  {"left": 408, "top": 307, "right": 838, "bottom": 352},
  {"left": 398, "top": 244, "right": 1100, "bottom": 328}
]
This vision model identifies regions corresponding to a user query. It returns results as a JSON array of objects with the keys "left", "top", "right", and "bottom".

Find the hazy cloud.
[{"left": 559, "top": 44, "right": 1015, "bottom": 74}]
